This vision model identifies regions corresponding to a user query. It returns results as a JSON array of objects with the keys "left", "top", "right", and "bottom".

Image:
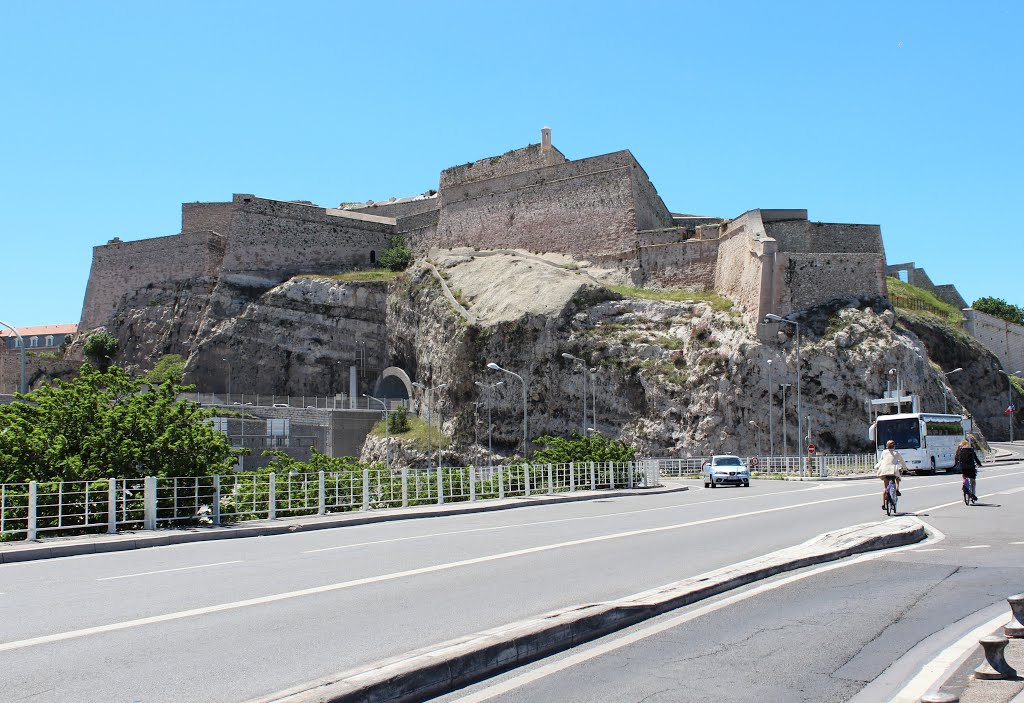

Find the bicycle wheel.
[
  {"left": 885, "top": 490, "right": 894, "bottom": 516},
  {"left": 963, "top": 485, "right": 970, "bottom": 505}
]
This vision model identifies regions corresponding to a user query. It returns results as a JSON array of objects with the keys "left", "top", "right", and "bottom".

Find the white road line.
[
  {"left": 887, "top": 611, "right": 1009, "bottom": 703},
  {"left": 963, "top": 545, "right": 990, "bottom": 550},
  {"left": 913, "top": 548, "right": 945, "bottom": 552},
  {"left": 0, "top": 489, "right": 927, "bottom": 653},
  {"left": 97, "top": 560, "right": 243, "bottom": 581},
  {"left": 1011, "top": 541, "right": 1024, "bottom": 545},
  {"left": 448, "top": 521, "right": 944, "bottom": 703},
  {"left": 997, "top": 486, "right": 1024, "bottom": 495}
]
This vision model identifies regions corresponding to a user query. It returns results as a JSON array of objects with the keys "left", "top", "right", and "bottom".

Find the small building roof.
[{"left": 0, "top": 324, "right": 78, "bottom": 338}]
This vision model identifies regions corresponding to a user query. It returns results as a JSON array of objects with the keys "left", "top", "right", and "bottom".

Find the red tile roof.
[{"left": 0, "top": 324, "right": 78, "bottom": 338}]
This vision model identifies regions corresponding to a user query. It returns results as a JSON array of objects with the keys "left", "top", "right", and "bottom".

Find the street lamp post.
[
  {"left": 0, "top": 319, "right": 26, "bottom": 394},
  {"left": 475, "top": 380, "right": 504, "bottom": 470},
  {"left": 780, "top": 383, "right": 792, "bottom": 458},
  {"left": 749, "top": 420, "right": 762, "bottom": 456},
  {"left": 561, "top": 353, "right": 587, "bottom": 436},
  {"left": 764, "top": 314, "right": 803, "bottom": 475},
  {"left": 488, "top": 362, "right": 528, "bottom": 458},
  {"left": 999, "top": 370, "right": 1022, "bottom": 442},
  {"left": 766, "top": 359, "right": 774, "bottom": 457},
  {"left": 364, "top": 394, "right": 390, "bottom": 468},
  {"left": 412, "top": 381, "right": 448, "bottom": 470},
  {"left": 942, "top": 367, "right": 963, "bottom": 414},
  {"left": 590, "top": 367, "right": 598, "bottom": 432}
]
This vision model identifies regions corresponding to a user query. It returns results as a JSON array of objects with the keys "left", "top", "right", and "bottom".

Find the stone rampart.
[
  {"left": 350, "top": 196, "right": 439, "bottom": 219},
  {"left": 630, "top": 161, "right": 674, "bottom": 231},
  {"left": 220, "top": 195, "right": 397, "bottom": 283},
  {"left": 765, "top": 221, "right": 884, "bottom": 254},
  {"left": 0, "top": 350, "right": 79, "bottom": 393},
  {"left": 639, "top": 239, "right": 720, "bottom": 289},
  {"left": 774, "top": 252, "right": 887, "bottom": 312},
  {"left": 886, "top": 262, "right": 968, "bottom": 309},
  {"left": 79, "top": 230, "right": 226, "bottom": 332},
  {"left": 963, "top": 308, "right": 1024, "bottom": 373},
  {"left": 440, "top": 143, "right": 567, "bottom": 189},
  {"left": 182, "top": 201, "right": 234, "bottom": 235},
  {"left": 637, "top": 228, "right": 689, "bottom": 246},
  {"left": 713, "top": 211, "right": 772, "bottom": 322}
]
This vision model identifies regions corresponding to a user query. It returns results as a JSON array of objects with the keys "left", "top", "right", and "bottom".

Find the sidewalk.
[
  {"left": 0, "top": 483, "right": 688, "bottom": 565},
  {"left": 933, "top": 631, "right": 1024, "bottom": 703}
]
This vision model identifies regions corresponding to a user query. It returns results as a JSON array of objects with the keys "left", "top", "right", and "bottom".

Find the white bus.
[{"left": 869, "top": 412, "right": 969, "bottom": 474}]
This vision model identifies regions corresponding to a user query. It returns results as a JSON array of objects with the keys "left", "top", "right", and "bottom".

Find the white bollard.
[
  {"left": 107, "top": 478, "right": 118, "bottom": 534},
  {"left": 212, "top": 475, "right": 221, "bottom": 526},
  {"left": 362, "top": 469, "right": 371, "bottom": 510},
  {"left": 437, "top": 467, "right": 444, "bottom": 505},
  {"left": 318, "top": 471, "right": 326, "bottom": 515},
  {"left": 27, "top": 481, "right": 37, "bottom": 541},
  {"left": 469, "top": 466, "right": 476, "bottom": 502},
  {"left": 268, "top": 473, "right": 276, "bottom": 519},
  {"left": 569, "top": 462, "right": 575, "bottom": 492},
  {"left": 498, "top": 465, "right": 505, "bottom": 499},
  {"left": 547, "top": 464, "right": 554, "bottom": 494},
  {"left": 143, "top": 476, "right": 157, "bottom": 530}
]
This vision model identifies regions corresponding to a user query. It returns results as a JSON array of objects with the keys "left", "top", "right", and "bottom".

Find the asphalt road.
[
  {"left": 2, "top": 461, "right": 1023, "bottom": 703},
  {"left": 434, "top": 463, "right": 1024, "bottom": 703}
]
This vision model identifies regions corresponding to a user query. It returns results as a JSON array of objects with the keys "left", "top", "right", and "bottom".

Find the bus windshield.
[{"left": 876, "top": 418, "right": 921, "bottom": 450}]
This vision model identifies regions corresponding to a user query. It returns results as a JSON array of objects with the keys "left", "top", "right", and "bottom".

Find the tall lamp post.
[
  {"left": 590, "top": 367, "right": 598, "bottom": 432},
  {"left": 764, "top": 314, "right": 802, "bottom": 474},
  {"left": 942, "top": 367, "right": 963, "bottom": 414},
  {"left": 475, "top": 380, "right": 504, "bottom": 470},
  {"left": 487, "top": 362, "right": 528, "bottom": 459},
  {"left": 561, "top": 353, "right": 587, "bottom": 436},
  {"left": 0, "top": 320, "right": 26, "bottom": 394},
  {"left": 766, "top": 359, "right": 774, "bottom": 457},
  {"left": 999, "top": 369, "right": 1022, "bottom": 442},
  {"left": 412, "top": 381, "right": 448, "bottom": 469},
  {"left": 748, "top": 420, "right": 762, "bottom": 456},
  {"left": 364, "top": 394, "right": 390, "bottom": 468},
  {"left": 780, "top": 383, "right": 792, "bottom": 458}
]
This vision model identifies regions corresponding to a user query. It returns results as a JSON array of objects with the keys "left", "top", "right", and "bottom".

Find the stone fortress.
[{"left": 78, "top": 127, "right": 889, "bottom": 352}]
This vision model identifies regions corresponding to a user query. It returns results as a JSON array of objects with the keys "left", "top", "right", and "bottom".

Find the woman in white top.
[{"left": 875, "top": 439, "right": 909, "bottom": 510}]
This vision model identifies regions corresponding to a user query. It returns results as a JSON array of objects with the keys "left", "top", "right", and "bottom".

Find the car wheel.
[
  {"left": 930, "top": 457, "right": 937, "bottom": 475},
  {"left": 744, "top": 480, "right": 750, "bottom": 487},
  {"left": 709, "top": 479, "right": 716, "bottom": 488}
]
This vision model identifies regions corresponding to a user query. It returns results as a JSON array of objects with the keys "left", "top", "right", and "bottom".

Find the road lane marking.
[
  {"left": 963, "top": 545, "right": 990, "bottom": 549},
  {"left": 97, "top": 560, "right": 242, "bottom": 581},
  {"left": 913, "top": 548, "right": 945, "bottom": 552},
  {"left": 303, "top": 470, "right": 1024, "bottom": 555},
  {"left": 1011, "top": 541, "right": 1024, "bottom": 545},
  {"left": 0, "top": 490, "right": 939, "bottom": 652},
  {"left": 996, "top": 486, "right": 1024, "bottom": 495},
  {"left": 447, "top": 520, "right": 945, "bottom": 703}
]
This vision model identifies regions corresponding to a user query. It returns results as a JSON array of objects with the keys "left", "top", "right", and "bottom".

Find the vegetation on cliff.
[
  {"left": 886, "top": 277, "right": 962, "bottom": 323},
  {"left": 531, "top": 433, "right": 636, "bottom": 464},
  {"left": 972, "top": 296, "right": 1024, "bottom": 326}
]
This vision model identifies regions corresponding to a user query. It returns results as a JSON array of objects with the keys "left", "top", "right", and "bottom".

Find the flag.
[{"left": 1006, "top": 403, "right": 1016, "bottom": 415}]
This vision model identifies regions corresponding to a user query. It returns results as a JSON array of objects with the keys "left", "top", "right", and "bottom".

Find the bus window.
[{"left": 876, "top": 418, "right": 921, "bottom": 450}]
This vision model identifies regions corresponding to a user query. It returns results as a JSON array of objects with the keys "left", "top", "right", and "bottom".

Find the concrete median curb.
[
  {"left": 0, "top": 485, "right": 688, "bottom": 564},
  {"left": 246, "top": 517, "right": 927, "bottom": 703}
]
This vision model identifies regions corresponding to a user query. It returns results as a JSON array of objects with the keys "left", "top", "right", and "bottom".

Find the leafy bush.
[
  {"left": 388, "top": 405, "right": 410, "bottom": 433},
  {"left": 83, "top": 332, "right": 119, "bottom": 371},
  {"left": 531, "top": 432, "right": 636, "bottom": 464},
  {"left": 378, "top": 235, "right": 414, "bottom": 272},
  {"left": 146, "top": 354, "right": 186, "bottom": 385}
]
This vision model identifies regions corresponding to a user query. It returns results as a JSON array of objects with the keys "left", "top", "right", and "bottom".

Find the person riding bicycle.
[
  {"left": 875, "top": 439, "right": 909, "bottom": 510},
  {"left": 955, "top": 438, "right": 981, "bottom": 502}
]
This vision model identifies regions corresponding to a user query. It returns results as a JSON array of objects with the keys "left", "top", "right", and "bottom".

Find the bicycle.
[
  {"left": 884, "top": 479, "right": 898, "bottom": 515},
  {"left": 963, "top": 477, "right": 977, "bottom": 506}
]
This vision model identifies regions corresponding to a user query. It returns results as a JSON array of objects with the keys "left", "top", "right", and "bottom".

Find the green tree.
[
  {"left": 146, "top": 354, "right": 186, "bottom": 385},
  {"left": 83, "top": 331, "right": 120, "bottom": 371},
  {"left": 973, "top": 297, "right": 1024, "bottom": 326},
  {"left": 378, "top": 235, "right": 413, "bottom": 272},
  {"left": 0, "top": 365, "right": 239, "bottom": 483},
  {"left": 388, "top": 405, "right": 410, "bottom": 433},
  {"left": 531, "top": 432, "right": 636, "bottom": 464}
]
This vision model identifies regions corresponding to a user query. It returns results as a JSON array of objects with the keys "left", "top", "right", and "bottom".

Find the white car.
[{"left": 703, "top": 455, "right": 750, "bottom": 488}]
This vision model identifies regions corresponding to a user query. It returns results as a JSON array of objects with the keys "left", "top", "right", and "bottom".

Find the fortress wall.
[
  {"left": 397, "top": 208, "right": 440, "bottom": 235},
  {"left": 765, "top": 221, "right": 883, "bottom": 254},
  {"left": 963, "top": 309, "right": 1024, "bottom": 373},
  {"left": 182, "top": 202, "right": 235, "bottom": 235},
  {"left": 639, "top": 239, "right": 720, "bottom": 289},
  {"left": 435, "top": 164, "right": 637, "bottom": 256},
  {"left": 637, "top": 228, "right": 689, "bottom": 246},
  {"left": 350, "top": 197, "right": 439, "bottom": 219},
  {"left": 79, "top": 230, "right": 226, "bottom": 332},
  {"left": 934, "top": 284, "right": 968, "bottom": 309},
  {"left": 220, "top": 196, "right": 396, "bottom": 282},
  {"left": 714, "top": 212, "right": 771, "bottom": 320},
  {"left": 629, "top": 162, "right": 674, "bottom": 231},
  {"left": 440, "top": 143, "right": 567, "bottom": 189},
  {"left": 775, "top": 253, "right": 887, "bottom": 313}
]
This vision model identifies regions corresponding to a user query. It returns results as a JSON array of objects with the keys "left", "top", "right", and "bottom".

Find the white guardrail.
[
  {"left": 0, "top": 461, "right": 660, "bottom": 542},
  {"left": 654, "top": 454, "right": 877, "bottom": 478}
]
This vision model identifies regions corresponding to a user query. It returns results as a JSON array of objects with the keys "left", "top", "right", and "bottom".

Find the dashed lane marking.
[
  {"left": 97, "top": 560, "right": 242, "bottom": 581},
  {"left": 962, "top": 545, "right": 991, "bottom": 549}
]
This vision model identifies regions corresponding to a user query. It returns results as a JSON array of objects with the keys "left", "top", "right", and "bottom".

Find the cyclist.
[
  {"left": 955, "top": 438, "right": 981, "bottom": 503},
  {"left": 875, "top": 439, "right": 909, "bottom": 510}
]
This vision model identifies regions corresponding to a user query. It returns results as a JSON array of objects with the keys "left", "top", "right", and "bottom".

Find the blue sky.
[{"left": 1, "top": 1, "right": 1021, "bottom": 326}]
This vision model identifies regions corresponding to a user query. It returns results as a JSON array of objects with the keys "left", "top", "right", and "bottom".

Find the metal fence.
[
  {"left": 0, "top": 461, "right": 659, "bottom": 542},
  {"left": 655, "top": 454, "right": 876, "bottom": 478},
  {"left": 188, "top": 393, "right": 408, "bottom": 411}
]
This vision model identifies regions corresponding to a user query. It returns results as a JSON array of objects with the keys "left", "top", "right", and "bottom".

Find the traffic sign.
[
  {"left": 749, "top": 457, "right": 760, "bottom": 468},
  {"left": 808, "top": 444, "right": 816, "bottom": 455}
]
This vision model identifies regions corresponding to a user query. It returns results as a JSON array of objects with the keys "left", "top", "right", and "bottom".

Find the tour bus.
[{"left": 868, "top": 412, "right": 969, "bottom": 474}]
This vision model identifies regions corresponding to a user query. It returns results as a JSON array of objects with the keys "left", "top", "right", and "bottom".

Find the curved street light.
[
  {"left": 999, "top": 369, "right": 1023, "bottom": 443},
  {"left": 561, "top": 353, "right": 587, "bottom": 436},
  {"left": 363, "top": 393, "right": 390, "bottom": 468},
  {"left": 0, "top": 319, "right": 26, "bottom": 394},
  {"left": 475, "top": 380, "right": 504, "bottom": 470},
  {"left": 488, "top": 362, "right": 528, "bottom": 458},
  {"left": 941, "top": 367, "right": 963, "bottom": 414}
]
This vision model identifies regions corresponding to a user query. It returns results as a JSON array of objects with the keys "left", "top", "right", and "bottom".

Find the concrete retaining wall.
[{"left": 963, "top": 308, "right": 1024, "bottom": 373}]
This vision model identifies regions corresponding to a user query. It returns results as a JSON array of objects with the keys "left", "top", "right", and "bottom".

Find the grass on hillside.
[
  {"left": 886, "top": 277, "right": 963, "bottom": 323},
  {"left": 299, "top": 269, "right": 400, "bottom": 283},
  {"left": 608, "top": 285, "right": 733, "bottom": 311},
  {"left": 369, "top": 414, "right": 449, "bottom": 452}
]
